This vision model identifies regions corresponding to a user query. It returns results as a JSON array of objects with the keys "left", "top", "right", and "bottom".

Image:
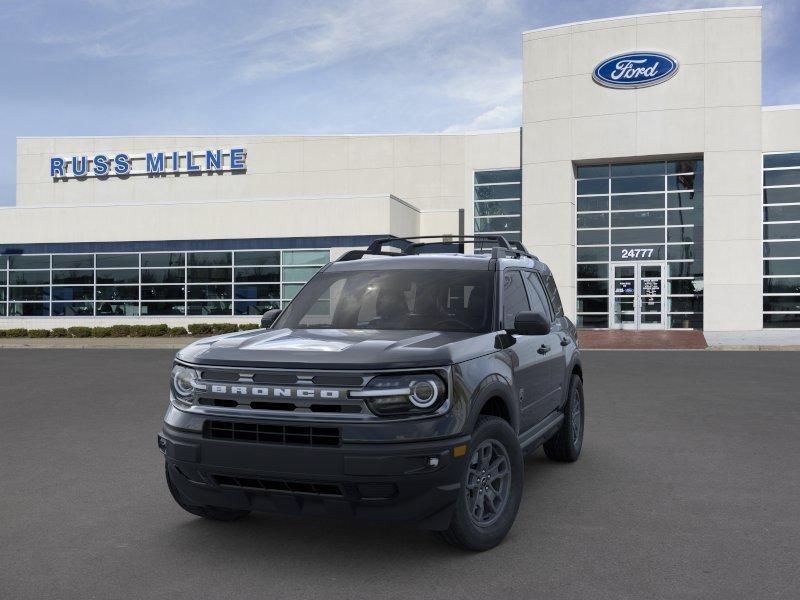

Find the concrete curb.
[{"left": 0, "top": 338, "right": 195, "bottom": 349}]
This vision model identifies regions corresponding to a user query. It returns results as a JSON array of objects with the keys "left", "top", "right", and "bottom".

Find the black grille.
[
  {"left": 212, "top": 474, "right": 343, "bottom": 497},
  {"left": 204, "top": 420, "right": 341, "bottom": 446}
]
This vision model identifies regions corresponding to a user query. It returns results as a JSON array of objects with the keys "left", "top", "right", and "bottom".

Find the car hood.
[{"left": 176, "top": 327, "right": 497, "bottom": 370}]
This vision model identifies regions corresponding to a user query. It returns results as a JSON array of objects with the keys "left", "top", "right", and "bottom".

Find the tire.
[
  {"left": 543, "top": 374, "right": 584, "bottom": 462},
  {"left": 437, "top": 416, "right": 523, "bottom": 551},
  {"left": 165, "top": 464, "right": 251, "bottom": 521}
]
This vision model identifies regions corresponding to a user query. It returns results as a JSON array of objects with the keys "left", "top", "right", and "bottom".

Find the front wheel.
[
  {"left": 543, "top": 374, "right": 584, "bottom": 462},
  {"left": 165, "top": 464, "right": 251, "bottom": 521},
  {"left": 437, "top": 416, "right": 523, "bottom": 551}
]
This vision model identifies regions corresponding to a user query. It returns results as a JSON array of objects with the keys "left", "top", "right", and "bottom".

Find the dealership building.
[{"left": 2, "top": 6, "right": 799, "bottom": 333}]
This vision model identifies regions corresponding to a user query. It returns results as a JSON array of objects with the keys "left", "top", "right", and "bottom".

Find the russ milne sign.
[
  {"left": 593, "top": 52, "right": 678, "bottom": 89},
  {"left": 50, "top": 148, "right": 246, "bottom": 179}
]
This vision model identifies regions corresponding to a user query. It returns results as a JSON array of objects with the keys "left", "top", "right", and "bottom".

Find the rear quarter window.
[{"left": 543, "top": 273, "right": 564, "bottom": 317}]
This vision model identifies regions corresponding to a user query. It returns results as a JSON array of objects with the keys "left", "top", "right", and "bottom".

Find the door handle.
[{"left": 537, "top": 344, "right": 551, "bottom": 355}]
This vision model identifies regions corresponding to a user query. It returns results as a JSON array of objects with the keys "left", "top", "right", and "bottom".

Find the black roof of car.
[{"left": 327, "top": 253, "right": 542, "bottom": 272}]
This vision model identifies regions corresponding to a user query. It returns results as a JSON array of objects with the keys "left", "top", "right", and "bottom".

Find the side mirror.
[
  {"left": 260, "top": 308, "right": 282, "bottom": 329},
  {"left": 513, "top": 311, "right": 551, "bottom": 336}
]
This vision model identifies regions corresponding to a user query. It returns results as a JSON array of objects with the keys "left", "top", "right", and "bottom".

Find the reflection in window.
[{"left": 474, "top": 169, "right": 522, "bottom": 244}]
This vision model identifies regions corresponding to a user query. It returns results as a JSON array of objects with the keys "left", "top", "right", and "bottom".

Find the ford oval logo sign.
[{"left": 593, "top": 52, "right": 678, "bottom": 89}]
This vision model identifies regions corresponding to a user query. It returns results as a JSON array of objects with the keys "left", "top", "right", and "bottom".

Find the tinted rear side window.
[
  {"left": 523, "top": 271, "right": 551, "bottom": 319},
  {"left": 543, "top": 273, "right": 564, "bottom": 317},
  {"left": 502, "top": 271, "right": 530, "bottom": 329}
]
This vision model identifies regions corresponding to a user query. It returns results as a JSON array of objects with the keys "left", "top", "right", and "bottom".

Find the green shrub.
[
  {"left": 211, "top": 323, "right": 238, "bottom": 335},
  {"left": 238, "top": 323, "right": 260, "bottom": 331},
  {"left": 109, "top": 324, "right": 132, "bottom": 337},
  {"left": 0, "top": 329, "right": 6, "bottom": 338},
  {"left": 188, "top": 323, "right": 214, "bottom": 336},
  {"left": 50, "top": 328, "right": 69, "bottom": 338},
  {"left": 4, "top": 328, "right": 29, "bottom": 337},
  {"left": 68, "top": 326, "right": 92, "bottom": 338},
  {"left": 129, "top": 325, "right": 148, "bottom": 337},
  {"left": 91, "top": 327, "right": 113, "bottom": 338},
  {"left": 146, "top": 324, "right": 169, "bottom": 337},
  {"left": 168, "top": 326, "right": 188, "bottom": 337},
  {"left": 28, "top": 329, "right": 51, "bottom": 338}
]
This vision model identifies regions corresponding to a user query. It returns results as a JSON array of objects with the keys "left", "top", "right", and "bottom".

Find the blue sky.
[{"left": 1, "top": 0, "right": 798, "bottom": 206}]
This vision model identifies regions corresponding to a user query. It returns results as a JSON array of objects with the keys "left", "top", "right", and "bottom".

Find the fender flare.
[{"left": 465, "top": 374, "right": 519, "bottom": 434}]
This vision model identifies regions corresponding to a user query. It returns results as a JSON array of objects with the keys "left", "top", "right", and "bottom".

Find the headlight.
[
  {"left": 351, "top": 373, "right": 447, "bottom": 416},
  {"left": 171, "top": 364, "right": 199, "bottom": 406}
]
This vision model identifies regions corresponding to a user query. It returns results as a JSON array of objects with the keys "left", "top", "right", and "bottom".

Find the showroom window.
[
  {"left": 763, "top": 153, "right": 800, "bottom": 328},
  {"left": 575, "top": 160, "right": 704, "bottom": 329},
  {"left": 474, "top": 169, "right": 522, "bottom": 243},
  {"left": 1, "top": 248, "right": 329, "bottom": 318}
]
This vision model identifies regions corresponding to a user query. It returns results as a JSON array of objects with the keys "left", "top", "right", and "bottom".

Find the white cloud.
[{"left": 443, "top": 103, "right": 521, "bottom": 132}]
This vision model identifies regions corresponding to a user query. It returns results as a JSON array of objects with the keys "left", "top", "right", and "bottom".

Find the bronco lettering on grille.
[{"left": 207, "top": 384, "right": 341, "bottom": 399}]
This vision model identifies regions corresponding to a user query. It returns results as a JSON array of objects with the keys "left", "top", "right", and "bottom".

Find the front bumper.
[{"left": 159, "top": 422, "right": 470, "bottom": 530}]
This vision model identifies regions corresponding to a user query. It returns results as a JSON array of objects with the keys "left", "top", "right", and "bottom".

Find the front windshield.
[{"left": 275, "top": 269, "right": 495, "bottom": 333}]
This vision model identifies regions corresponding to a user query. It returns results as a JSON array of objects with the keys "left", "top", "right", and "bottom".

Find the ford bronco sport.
[{"left": 159, "top": 235, "right": 584, "bottom": 550}]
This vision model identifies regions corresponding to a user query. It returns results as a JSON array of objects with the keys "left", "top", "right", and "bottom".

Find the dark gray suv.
[{"left": 158, "top": 236, "right": 584, "bottom": 550}]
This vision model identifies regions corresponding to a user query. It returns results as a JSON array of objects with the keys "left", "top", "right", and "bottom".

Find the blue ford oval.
[{"left": 593, "top": 52, "right": 678, "bottom": 89}]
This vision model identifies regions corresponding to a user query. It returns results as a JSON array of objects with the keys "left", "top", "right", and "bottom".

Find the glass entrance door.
[{"left": 610, "top": 262, "right": 666, "bottom": 330}]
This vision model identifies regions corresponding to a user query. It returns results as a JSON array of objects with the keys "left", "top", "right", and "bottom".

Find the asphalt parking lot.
[{"left": 1, "top": 349, "right": 798, "bottom": 599}]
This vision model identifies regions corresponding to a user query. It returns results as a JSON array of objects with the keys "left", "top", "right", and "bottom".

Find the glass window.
[
  {"left": 0, "top": 255, "right": 6, "bottom": 269},
  {"left": 763, "top": 188, "right": 800, "bottom": 204},
  {"left": 764, "top": 153, "right": 800, "bottom": 168},
  {"left": 234, "top": 284, "right": 280, "bottom": 299},
  {"left": 577, "top": 314, "right": 608, "bottom": 328},
  {"left": 763, "top": 278, "right": 800, "bottom": 294},
  {"left": 764, "top": 205, "right": 800, "bottom": 223},
  {"left": 577, "top": 247, "right": 608, "bottom": 262},
  {"left": 282, "top": 266, "right": 320, "bottom": 282},
  {"left": 764, "top": 259, "right": 800, "bottom": 276},
  {"left": 764, "top": 314, "right": 800, "bottom": 327},
  {"left": 611, "top": 228, "right": 665, "bottom": 245},
  {"left": 8, "top": 302, "right": 49, "bottom": 316},
  {"left": 764, "top": 241, "right": 800, "bottom": 258},
  {"left": 500, "top": 271, "right": 530, "bottom": 329},
  {"left": 52, "top": 254, "right": 93, "bottom": 269},
  {"left": 96, "top": 254, "right": 137, "bottom": 268},
  {"left": 763, "top": 296, "right": 800, "bottom": 312},
  {"left": 764, "top": 223, "right": 800, "bottom": 240},
  {"left": 577, "top": 264, "right": 608, "bottom": 279},
  {"left": 611, "top": 162, "right": 664, "bottom": 176},
  {"left": 52, "top": 270, "right": 93, "bottom": 285},
  {"left": 9, "top": 271, "right": 50, "bottom": 285},
  {"left": 234, "top": 267, "right": 280, "bottom": 283},
  {"left": 187, "top": 268, "right": 231, "bottom": 283},
  {"left": 667, "top": 245, "right": 694, "bottom": 261},
  {"left": 667, "top": 209, "right": 700, "bottom": 226},
  {"left": 282, "top": 283, "right": 304, "bottom": 300},
  {"left": 577, "top": 179, "right": 607, "bottom": 195},
  {"left": 234, "top": 251, "right": 279, "bottom": 266},
  {"left": 474, "top": 169, "right": 521, "bottom": 184},
  {"left": 667, "top": 191, "right": 702, "bottom": 209},
  {"left": 764, "top": 169, "right": 800, "bottom": 187},
  {"left": 474, "top": 200, "right": 522, "bottom": 217},
  {"left": 577, "top": 230, "right": 608, "bottom": 245},
  {"left": 235, "top": 300, "right": 280, "bottom": 315},
  {"left": 474, "top": 216, "right": 521, "bottom": 233},
  {"left": 577, "top": 197, "right": 608, "bottom": 212},
  {"left": 188, "top": 251, "right": 231, "bottom": 267},
  {"left": 142, "top": 268, "right": 185, "bottom": 284},
  {"left": 522, "top": 272, "right": 550, "bottom": 318},
  {"left": 668, "top": 262, "right": 695, "bottom": 277},
  {"left": 187, "top": 285, "right": 232, "bottom": 300},
  {"left": 577, "top": 298, "right": 608, "bottom": 312},
  {"left": 667, "top": 160, "right": 702, "bottom": 174},
  {"left": 141, "top": 253, "right": 184, "bottom": 267},
  {"left": 669, "top": 314, "right": 703, "bottom": 329},
  {"left": 187, "top": 302, "right": 233, "bottom": 315},
  {"left": 95, "top": 269, "right": 138, "bottom": 284},
  {"left": 0, "top": 272, "right": 5, "bottom": 286},
  {"left": 669, "top": 297, "right": 703, "bottom": 312},
  {"left": 10, "top": 287, "right": 49, "bottom": 301},
  {"left": 141, "top": 285, "right": 185, "bottom": 300},
  {"left": 611, "top": 246, "right": 665, "bottom": 261},
  {"left": 611, "top": 176, "right": 663, "bottom": 194},
  {"left": 96, "top": 302, "right": 138, "bottom": 316},
  {"left": 141, "top": 302, "right": 185, "bottom": 316},
  {"left": 542, "top": 273, "right": 564, "bottom": 317},
  {"left": 52, "top": 286, "right": 94, "bottom": 301},
  {"left": 668, "top": 227, "right": 695, "bottom": 244},
  {"left": 282, "top": 250, "right": 329, "bottom": 266},
  {"left": 667, "top": 174, "right": 699, "bottom": 191},
  {"left": 9, "top": 255, "right": 49, "bottom": 269},
  {"left": 576, "top": 165, "right": 608, "bottom": 179},
  {"left": 474, "top": 184, "right": 521, "bottom": 200},
  {"left": 96, "top": 286, "right": 139, "bottom": 301},
  {"left": 577, "top": 281, "right": 608, "bottom": 296},
  {"left": 52, "top": 302, "right": 94, "bottom": 316},
  {"left": 611, "top": 194, "right": 664, "bottom": 210},
  {"left": 577, "top": 212, "right": 608, "bottom": 229},
  {"left": 611, "top": 210, "right": 665, "bottom": 228}
]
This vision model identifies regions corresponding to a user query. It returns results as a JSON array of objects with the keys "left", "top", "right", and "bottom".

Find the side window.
[
  {"left": 522, "top": 271, "right": 551, "bottom": 320},
  {"left": 543, "top": 272, "right": 564, "bottom": 317},
  {"left": 502, "top": 271, "right": 530, "bottom": 329}
]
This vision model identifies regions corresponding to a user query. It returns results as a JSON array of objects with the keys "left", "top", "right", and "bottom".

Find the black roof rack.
[{"left": 336, "top": 235, "right": 538, "bottom": 262}]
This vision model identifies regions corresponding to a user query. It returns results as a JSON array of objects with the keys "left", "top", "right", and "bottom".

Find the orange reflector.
[{"left": 452, "top": 444, "right": 467, "bottom": 457}]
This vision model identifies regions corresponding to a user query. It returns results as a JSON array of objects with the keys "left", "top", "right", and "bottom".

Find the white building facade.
[{"left": 2, "top": 6, "right": 799, "bottom": 332}]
